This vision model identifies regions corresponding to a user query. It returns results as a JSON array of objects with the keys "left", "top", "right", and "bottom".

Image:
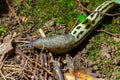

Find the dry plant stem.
[
  {"left": 35, "top": 61, "right": 53, "bottom": 75},
  {"left": 45, "top": 72, "right": 48, "bottom": 80},
  {"left": 4, "top": 76, "right": 13, "bottom": 79},
  {"left": 0, "top": 55, "right": 5, "bottom": 63},
  {"left": 0, "top": 55, "right": 8, "bottom": 69},
  {"left": 5, "top": 70, "right": 22, "bottom": 78},
  {"left": 97, "top": 29, "right": 120, "bottom": 37},
  {"left": 24, "top": 73, "right": 33, "bottom": 79},
  {"left": 32, "top": 54, "right": 39, "bottom": 79},
  {"left": 22, "top": 57, "right": 29, "bottom": 71},
  {"left": 6, "top": 0, "right": 24, "bottom": 30},
  {"left": 0, "top": 56, "right": 5, "bottom": 68},
  {"left": 32, "top": 70, "right": 37, "bottom": 80},
  {"left": 39, "top": 28, "right": 46, "bottom": 37},
  {"left": 15, "top": 40, "right": 30, "bottom": 43},
  {"left": 0, "top": 70, "right": 6, "bottom": 80},
  {"left": 21, "top": 53, "right": 53, "bottom": 75},
  {"left": 44, "top": 53, "right": 48, "bottom": 67},
  {"left": 77, "top": 0, "right": 120, "bottom": 16},
  {"left": 40, "top": 54, "right": 44, "bottom": 67}
]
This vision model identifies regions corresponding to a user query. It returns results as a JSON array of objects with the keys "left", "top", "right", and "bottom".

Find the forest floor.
[{"left": 0, "top": 0, "right": 120, "bottom": 80}]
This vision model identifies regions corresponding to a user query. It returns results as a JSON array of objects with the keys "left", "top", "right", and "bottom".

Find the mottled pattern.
[
  {"left": 76, "top": 26, "right": 81, "bottom": 29},
  {"left": 71, "top": 1, "right": 115, "bottom": 43}
]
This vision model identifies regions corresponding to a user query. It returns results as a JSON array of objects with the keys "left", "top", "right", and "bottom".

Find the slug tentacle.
[
  {"left": 21, "top": 34, "right": 33, "bottom": 47},
  {"left": 25, "top": 1, "right": 119, "bottom": 54}
]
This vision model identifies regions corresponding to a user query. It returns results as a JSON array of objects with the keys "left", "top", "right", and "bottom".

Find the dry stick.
[
  {"left": 5, "top": 70, "right": 23, "bottom": 78},
  {"left": 39, "top": 28, "right": 46, "bottom": 37},
  {"left": 32, "top": 54, "right": 39, "bottom": 80},
  {"left": 0, "top": 70, "right": 6, "bottom": 80},
  {"left": 77, "top": 0, "right": 120, "bottom": 16},
  {"left": 0, "top": 55, "right": 9, "bottom": 69},
  {"left": 6, "top": 0, "right": 24, "bottom": 30},
  {"left": 34, "top": 59, "right": 53, "bottom": 75},
  {"left": 21, "top": 53, "right": 53, "bottom": 75},
  {"left": 24, "top": 72, "right": 33, "bottom": 79},
  {"left": 97, "top": 29, "right": 120, "bottom": 37},
  {"left": 16, "top": 48, "right": 53, "bottom": 75},
  {"left": 15, "top": 40, "right": 30, "bottom": 43},
  {"left": 45, "top": 72, "right": 48, "bottom": 80}
]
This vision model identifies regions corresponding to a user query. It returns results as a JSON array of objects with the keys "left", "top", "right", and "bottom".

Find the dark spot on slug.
[
  {"left": 92, "top": 13, "right": 99, "bottom": 24},
  {"left": 80, "top": 31, "right": 83, "bottom": 34},
  {"left": 100, "top": 5, "right": 108, "bottom": 12},
  {"left": 82, "top": 19, "right": 88, "bottom": 24},
  {"left": 99, "top": 14, "right": 103, "bottom": 18},
  {"left": 96, "top": 5, "right": 103, "bottom": 11},
  {"left": 91, "top": 2, "right": 113, "bottom": 24},
  {"left": 76, "top": 26, "right": 81, "bottom": 29},
  {"left": 85, "top": 24, "right": 91, "bottom": 29},
  {"left": 73, "top": 30, "right": 77, "bottom": 34},
  {"left": 92, "top": 19, "right": 95, "bottom": 24},
  {"left": 96, "top": 13, "right": 100, "bottom": 18},
  {"left": 99, "top": 2, "right": 113, "bottom": 12},
  {"left": 77, "top": 31, "right": 84, "bottom": 38},
  {"left": 90, "top": 13, "right": 94, "bottom": 18}
]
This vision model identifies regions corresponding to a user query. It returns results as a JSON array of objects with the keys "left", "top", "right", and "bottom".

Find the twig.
[
  {"left": 5, "top": 70, "right": 22, "bottom": 78},
  {"left": 45, "top": 72, "right": 48, "bottom": 80},
  {"left": 32, "top": 54, "right": 39, "bottom": 80},
  {"left": 77, "top": 0, "right": 120, "bottom": 16},
  {"left": 21, "top": 53, "right": 53, "bottom": 75},
  {"left": 0, "top": 55, "right": 8, "bottom": 69},
  {"left": 97, "top": 29, "right": 120, "bottom": 37},
  {"left": 36, "top": 62, "right": 53, "bottom": 75},
  {"left": 0, "top": 70, "right": 6, "bottom": 80},
  {"left": 14, "top": 40, "right": 30, "bottom": 43},
  {"left": 39, "top": 28, "right": 46, "bottom": 37},
  {"left": 6, "top": 0, "right": 24, "bottom": 30},
  {"left": 43, "top": 53, "right": 48, "bottom": 67}
]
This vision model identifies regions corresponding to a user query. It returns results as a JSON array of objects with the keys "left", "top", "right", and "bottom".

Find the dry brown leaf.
[{"left": 64, "top": 70, "right": 94, "bottom": 80}]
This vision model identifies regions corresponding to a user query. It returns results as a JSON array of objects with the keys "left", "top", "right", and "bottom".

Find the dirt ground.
[{"left": 0, "top": 0, "right": 120, "bottom": 80}]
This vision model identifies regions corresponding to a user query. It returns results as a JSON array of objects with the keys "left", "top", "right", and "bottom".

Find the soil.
[{"left": 0, "top": 0, "right": 119, "bottom": 80}]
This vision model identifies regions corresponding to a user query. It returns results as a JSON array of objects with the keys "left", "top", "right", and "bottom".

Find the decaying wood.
[{"left": 0, "top": 35, "right": 13, "bottom": 55}]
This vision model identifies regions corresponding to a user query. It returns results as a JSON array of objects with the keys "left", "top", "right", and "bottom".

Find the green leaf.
[
  {"left": 78, "top": 13, "right": 87, "bottom": 22},
  {"left": 0, "top": 27, "right": 6, "bottom": 35}
]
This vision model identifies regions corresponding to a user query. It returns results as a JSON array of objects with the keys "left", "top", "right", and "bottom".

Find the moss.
[{"left": 13, "top": 0, "right": 120, "bottom": 79}]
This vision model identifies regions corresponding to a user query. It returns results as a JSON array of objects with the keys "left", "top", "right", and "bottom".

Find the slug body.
[
  {"left": 32, "top": 34, "right": 76, "bottom": 53},
  {"left": 30, "top": 1, "right": 118, "bottom": 54}
]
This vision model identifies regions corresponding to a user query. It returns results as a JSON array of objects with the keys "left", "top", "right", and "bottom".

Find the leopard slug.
[{"left": 28, "top": 1, "right": 119, "bottom": 54}]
